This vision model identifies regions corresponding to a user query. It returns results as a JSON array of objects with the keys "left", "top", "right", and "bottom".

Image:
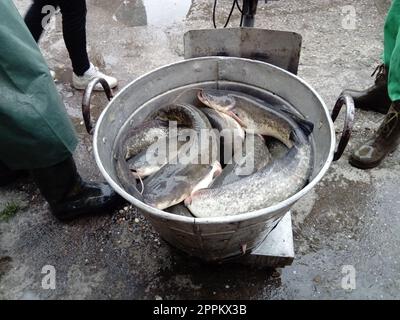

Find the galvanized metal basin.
[{"left": 93, "top": 57, "right": 335, "bottom": 262}]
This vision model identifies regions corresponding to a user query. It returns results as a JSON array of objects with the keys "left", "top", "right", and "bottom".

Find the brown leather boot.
[
  {"left": 350, "top": 101, "right": 400, "bottom": 169},
  {"left": 342, "top": 64, "right": 391, "bottom": 114}
]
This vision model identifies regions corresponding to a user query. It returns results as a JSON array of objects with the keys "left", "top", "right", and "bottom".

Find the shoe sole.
[
  {"left": 349, "top": 156, "right": 382, "bottom": 170},
  {"left": 349, "top": 142, "right": 398, "bottom": 170},
  {"left": 52, "top": 194, "right": 126, "bottom": 222}
]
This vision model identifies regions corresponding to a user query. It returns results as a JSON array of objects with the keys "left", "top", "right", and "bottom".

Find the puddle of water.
[
  {"left": 113, "top": 0, "right": 191, "bottom": 27},
  {"left": 143, "top": 0, "right": 191, "bottom": 25}
]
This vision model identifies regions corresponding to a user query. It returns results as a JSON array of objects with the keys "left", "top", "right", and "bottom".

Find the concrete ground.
[{"left": 1, "top": 0, "right": 399, "bottom": 300}]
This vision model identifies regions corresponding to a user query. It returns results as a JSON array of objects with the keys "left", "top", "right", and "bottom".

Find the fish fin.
[
  {"left": 228, "top": 111, "right": 246, "bottom": 128},
  {"left": 184, "top": 161, "right": 222, "bottom": 207},
  {"left": 225, "top": 99, "right": 236, "bottom": 111},
  {"left": 278, "top": 108, "right": 314, "bottom": 137},
  {"left": 139, "top": 179, "right": 144, "bottom": 195},
  {"left": 115, "top": 156, "right": 144, "bottom": 200},
  {"left": 257, "top": 134, "right": 266, "bottom": 142},
  {"left": 241, "top": 243, "right": 247, "bottom": 255},
  {"left": 184, "top": 195, "right": 193, "bottom": 207}
]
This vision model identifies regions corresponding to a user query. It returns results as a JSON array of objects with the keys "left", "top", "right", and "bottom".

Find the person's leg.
[
  {"left": 383, "top": 1, "right": 400, "bottom": 69},
  {"left": 31, "top": 156, "right": 125, "bottom": 221},
  {"left": 1, "top": 0, "right": 123, "bottom": 219},
  {"left": 57, "top": 0, "right": 90, "bottom": 76},
  {"left": 24, "top": 0, "right": 58, "bottom": 42},
  {"left": 341, "top": 64, "right": 390, "bottom": 114},
  {"left": 340, "top": 2, "right": 400, "bottom": 114},
  {"left": 350, "top": 1, "right": 400, "bottom": 169},
  {"left": 57, "top": 0, "right": 117, "bottom": 90},
  {"left": 386, "top": 1, "right": 400, "bottom": 102}
]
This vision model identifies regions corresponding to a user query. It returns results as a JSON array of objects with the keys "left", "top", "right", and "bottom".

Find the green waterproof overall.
[
  {"left": 385, "top": 0, "right": 400, "bottom": 101},
  {"left": 0, "top": 0, "right": 77, "bottom": 170}
]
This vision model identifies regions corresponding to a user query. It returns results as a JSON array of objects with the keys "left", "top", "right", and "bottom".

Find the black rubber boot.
[
  {"left": 350, "top": 101, "right": 400, "bottom": 169},
  {"left": 342, "top": 64, "right": 391, "bottom": 114},
  {"left": 31, "top": 156, "right": 125, "bottom": 221},
  {"left": 0, "top": 161, "right": 25, "bottom": 187}
]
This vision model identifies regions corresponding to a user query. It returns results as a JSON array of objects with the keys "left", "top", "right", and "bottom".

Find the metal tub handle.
[
  {"left": 82, "top": 77, "right": 114, "bottom": 135},
  {"left": 331, "top": 94, "right": 355, "bottom": 161}
]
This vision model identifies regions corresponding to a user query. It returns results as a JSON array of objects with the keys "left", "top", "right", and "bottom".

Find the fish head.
[
  {"left": 154, "top": 105, "right": 194, "bottom": 127},
  {"left": 197, "top": 89, "right": 236, "bottom": 113}
]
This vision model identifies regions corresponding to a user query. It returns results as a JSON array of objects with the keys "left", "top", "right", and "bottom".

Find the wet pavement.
[{"left": 1, "top": 0, "right": 399, "bottom": 299}]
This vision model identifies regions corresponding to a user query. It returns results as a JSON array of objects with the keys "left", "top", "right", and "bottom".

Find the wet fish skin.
[
  {"left": 198, "top": 89, "right": 236, "bottom": 113},
  {"left": 143, "top": 161, "right": 222, "bottom": 210},
  {"left": 123, "top": 119, "right": 170, "bottom": 160},
  {"left": 140, "top": 102, "right": 221, "bottom": 209},
  {"left": 266, "top": 138, "right": 289, "bottom": 160},
  {"left": 115, "top": 103, "right": 216, "bottom": 199},
  {"left": 125, "top": 102, "right": 212, "bottom": 162},
  {"left": 211, "top": 134, "right": 271, "bottom": 187},
  {"left": 190, "top": 92, "right": 312, "bottom": 217},
  {"left": 167, "top": 204, "right": 195, "bottom": 217},
  {"left": 200, "top": 107, "right": 245, "bottom": 165},
  {"left": 198, "top": 89, "right": 313, "bottom": 148},
  {"left": 126, "top": 132, "right": 188, "bottom": 178},
  {"left": 187, "top": 143, "right": 311, "bottom": 218},
  {"left": 127, "top": 150, "right": 164, "bottom": 178},
  {"left": 114, "top": 119, "right": 171, "bottom": 198},
  {"left": 156, "top": 103, "right": 221, "bottom": 164},
  {"left": 153, "top": 103, "right": 212, "bottom": 132},
  {"left": 200, "top": 107, "right": 244, "bottom": 137}
]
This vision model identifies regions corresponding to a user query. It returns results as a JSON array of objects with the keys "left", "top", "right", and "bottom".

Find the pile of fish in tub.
[{"left": 115, "top": 89, "right": 314, "bottom": 218}]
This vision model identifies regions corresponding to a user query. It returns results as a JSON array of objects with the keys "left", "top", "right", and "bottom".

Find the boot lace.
[
  {"left": 377, "top": 108, "right": 399, "bottom": 138},
  {"left": 371, "top": 63, "right": 387, "bottom": 80}
]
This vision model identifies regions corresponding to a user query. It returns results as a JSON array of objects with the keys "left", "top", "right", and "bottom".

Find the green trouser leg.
[
  {"left": 384, "top": 0, "right": 400, "bottom": 101},
  {"left": 0, "top": 0, "right": 78, "bottom": 170},
  {"left": 349, "top": 0, "right": 400, "bottom": 169}
]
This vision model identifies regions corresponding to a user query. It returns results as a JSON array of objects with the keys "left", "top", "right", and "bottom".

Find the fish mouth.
[
  {"left": 197, "top": 90, "right": 236, "bottom": 112},
  {"left": 184, "top": 161, "right": 222, "bottom": 207},
  {"left": 198, "top": 90, "right": 246, "bottom": 131},
  {"left": 197, "top": 90, "right": 210, "bottom": 107}
]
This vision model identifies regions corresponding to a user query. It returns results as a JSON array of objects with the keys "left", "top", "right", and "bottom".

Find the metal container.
[
  {"left": 85, "top": 56, "right": 352, "bottom": 262},
  {"left": 184, "top": 28, "right": 302, "bottom": 74}
]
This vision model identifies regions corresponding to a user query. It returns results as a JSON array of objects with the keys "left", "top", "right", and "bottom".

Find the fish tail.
[
  {"left": 295, "top": 118, "right": 314, "bottom": 137},
  {"left": 290, "top": 130, "right": 306, "bottom": 146},
  {"left": 279, "top": 108, "right": 314, "bottom": 137}
]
